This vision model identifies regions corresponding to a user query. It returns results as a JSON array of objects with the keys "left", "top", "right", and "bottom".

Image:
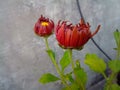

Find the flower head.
[
  {"left": 34, "top": 15, "right": 54, "bottom": 37},
  {"left": 55, "top": 19, "right": 100, "bottom": 49}
]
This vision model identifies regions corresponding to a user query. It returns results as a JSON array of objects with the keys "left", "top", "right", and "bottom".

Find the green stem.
[
  {"left": 68, "top": 49, "right": 85, "bottom": 90},
  {"left": 102, "top": 72, "right": 108, "bottom": 80},
  {"left": 106, "top": 72, "right": 117, "bottom": 90},
  {"left": 45, "top": 37, "right": 50, "bottom": 50},
  {"left": 116, "top": 49, "right": 120, "bottom": 60},
  {"left": 68, "top": 49, "right": 75, "bottom": 70},
  {"left": 44, "top": 37, "right": 71, "bottom": 90}
]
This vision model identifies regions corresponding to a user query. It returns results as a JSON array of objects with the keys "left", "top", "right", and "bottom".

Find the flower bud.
[{"left": 34, "top": 15, "right": 54, "bottom": 37}]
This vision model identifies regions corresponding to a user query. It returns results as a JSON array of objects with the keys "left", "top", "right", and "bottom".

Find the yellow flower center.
[{"left": 41, "top": 22, "right": 49, "bottom": 26}]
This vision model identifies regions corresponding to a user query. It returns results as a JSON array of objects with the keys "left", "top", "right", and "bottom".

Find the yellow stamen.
[{"left": 41, "top": 22, "right": 49, "bottom": 26}]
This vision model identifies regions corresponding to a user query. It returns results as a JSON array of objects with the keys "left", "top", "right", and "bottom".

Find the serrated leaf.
[
  {"left": 39, "top": 73, "right": 60, "bottom": 84},
  {"left": 60, "top": 50, "right": 71, "bottom": 71},
  {"left": 108, "top": 60, "right": 120, "bottom": 73},
  {"left": 84, "top": 53, "right": 106, "bottom": 74},
  {"left": 74, "top": 67, "right": 87, "bottom": 86},
  {"left": 46, "top": 49, "right": 55, "bottom": 61}
]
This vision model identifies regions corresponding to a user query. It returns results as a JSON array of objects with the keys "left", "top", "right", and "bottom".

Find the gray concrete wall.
[{"left": 0, "top": 0, "right": 120, "bottom": 90}]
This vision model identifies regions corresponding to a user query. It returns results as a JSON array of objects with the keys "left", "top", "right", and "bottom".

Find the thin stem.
[
  {"left": 44, "top": 38, "right": 71, "bottom": 89},
  {"left": 68, "top": 49, "right": 85, "bottom": 90},
  {"left": 45, "top": 37, "right": 50, "bottom": 50},
  {"left": 102, "top": 72, "right": 108, "bottom": 80},
  {"left": 116, "top": 48, "right": 120, "bottom": 60},
  {"left": 68, "top": 49, "right": 75, "bottom": 69},
  {"left": 106, "top": 72, "right": 117, "bottom": 90}
]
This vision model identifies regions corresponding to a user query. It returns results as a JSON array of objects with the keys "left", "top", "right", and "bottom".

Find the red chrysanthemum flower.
[
  {"left": 34, "top": 15, "right": 54, "bottom": 37},
  {"left": 55, "top": 19, "right": 101, "bottom": 49}
]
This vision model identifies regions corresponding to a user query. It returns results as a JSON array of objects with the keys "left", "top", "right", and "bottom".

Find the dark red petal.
[
  {"left": 91, "top": 25, "right": 101, "bottom": 37},
  {"left": 46, "top": 25, "right": 52, "bottom": 34},
  {"left": 50, "top": 20, "right": 54, "bottom": 28},
  {"left": 80, "top": 18, "right": 85, "bottom": 25},
  {"left": 78, "top": 31, "right": 84, "bottom": 46},
  {"left": 56, "top": 21, "right": 62, "bottom": 34},
  {"left": 34, "top": 23, "right": 39, "bottom": 34},
  {"left": 82, "top": 30, "right": 90, "bottom": 45},
  {"left": 58, "top": 20, "right": 61, "bottom": 25},
  {"left": 64, "top": 29, "right": 72, "bottom": 47},
  {"left": 38, "top": 25, "right": 43, "bottom": 36},
  {"left": 57, "top": 24, "right": 65, "bottom": 45},
  {"left": 70, "top": 27, "right": 79, "bottom": 48},
  {"left": 87, "top": 22, "right": 90, "bottom": 28},
  {"left": 41, "top": 26, "right": 46, "bottom": 36}
]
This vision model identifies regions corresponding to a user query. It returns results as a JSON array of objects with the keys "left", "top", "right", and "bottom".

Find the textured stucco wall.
[{"left": 0, "top": 0, "right": 120, "bottom": 90}]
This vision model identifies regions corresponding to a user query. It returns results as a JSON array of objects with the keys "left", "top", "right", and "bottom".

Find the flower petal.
[
  {"left": 91, "top": 25, "right": 101, "bottom": 37},
  {"left": 57, "top": 24, "right": 65, "bottom": 45},
  {"left": 70, "top": 27, "right": 79, "bottom": 48},
  {"left": 64, "top": 29, "right": 72, "bottom": 47},
  {"left": 78, "top": 30, "right": 84, "bottom": 46}
]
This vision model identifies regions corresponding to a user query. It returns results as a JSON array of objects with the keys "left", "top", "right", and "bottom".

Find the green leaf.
[
  {"left": 104, "top": 84, "right": 120, "bottom": 90},
  {"left": 74, "top": 67, "right": 87, "bottom": 86},
  {"left": 69, "top": 83, "right": 79, "bottom": 90},
  {"left": 114, "top": 30, "right": 120, "bottom": 48},
  {"left": 46, "top": 49, "right": 55, "bottom": 61},
  {"left": 39, "top": 73, "right": 60, "bottom": 84},
  {"left": 111, "top": 84, "right": 120, "bottom": 90},
  {"left": 108, "top": 60, "right": 120, "bottom": 73},
  {"left": 62, "top": 83, "right": 79, "bottom": 90},
  {"left": 60, "top": 50, "right": 71, "bottom": 71},
  {"left": 84, "top": 53, "right": 106, "bottom": 74}
]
